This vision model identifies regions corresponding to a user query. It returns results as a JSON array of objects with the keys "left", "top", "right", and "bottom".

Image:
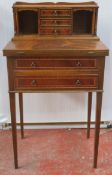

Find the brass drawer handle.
[
  {"left": 75, "top": 80, "right": 81, "bottom": 86},
  {"left": 54, "top": 10, "right": 57, "bottom": 16},
  {"left": 31, "top": 80, "right": 37, "bottom": 86},
  {"left": 31, "top": 62, "right": 37, "bottom": 68},
  {"left": 75, "top": 61, "right": 82, "bottom": 67}
]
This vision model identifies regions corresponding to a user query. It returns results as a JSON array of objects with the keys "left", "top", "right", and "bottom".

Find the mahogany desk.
[{"left": 3, "top": 1, "right": 109, "bottom": 169}]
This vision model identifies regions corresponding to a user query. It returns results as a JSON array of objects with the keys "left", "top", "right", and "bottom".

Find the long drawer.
[
  {"left": 15, "top": 75, "right": 98, "bottom": 90},
  {"left": 15, "top": 59, "right": 96, "bottom": 69},
  {"left": 40, "top": 9, "right": 72, "bottom": 17}
]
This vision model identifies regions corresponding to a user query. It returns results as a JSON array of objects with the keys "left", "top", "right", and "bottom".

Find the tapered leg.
[
  {"left": 93, "top": 92, "right": 103, "bottom": 168},
  {"left": 87, "top": 92, "right": 92, "bottom": 138},
  {"left": 9, "top": 93, "right": 18, "bottom": 169},
  {"left": 19, "top": 93, "right": 24, "bottom": 139}
]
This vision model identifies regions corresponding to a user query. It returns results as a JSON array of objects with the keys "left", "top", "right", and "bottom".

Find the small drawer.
[
  {"left": 15, "top": 76, "right": 98, "bottom": 90},
  {"left": 40, "top": 27, "right": 72, "bottom": 35},
  {"left": 40, "top": 19, "right": 72, "bottom": 26},
  {"left": 15, "top": 59, "right": 96, "bottom": 69},
  {"left": 40, "top": 9, "right": 72, "bottom": 17}
]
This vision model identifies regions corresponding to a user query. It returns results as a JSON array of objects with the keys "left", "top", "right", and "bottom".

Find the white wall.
[{"left": 0, "top": 0, "right": 112, "bottom": 124}]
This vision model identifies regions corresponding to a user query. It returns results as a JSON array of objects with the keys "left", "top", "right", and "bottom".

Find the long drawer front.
[
  {"left": 40, "top": 9, "right": 72, "bottom": 17},
  {"left": 15, "top": 58, "right": 96, "bottom": 69},
  {"left": 40, "top": 27, "right": 72, "bottom": 35},
  {"left": 15, "top": 75, "right": 98, "bottom": 90},
  {"left": 40, "top": 19, "right": 72, "bottom": 26}
]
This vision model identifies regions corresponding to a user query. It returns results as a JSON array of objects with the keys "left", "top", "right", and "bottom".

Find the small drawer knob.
[
  {"left": 31, "top": 80, "right": 37, "bottom": 86},
  {"left": 75, "top": 61, "right": 82, "bottom": 67},
  {"left": 75, "top": 80, "right": 81, "bottom": 86},
  {"left": 31, "top": 62, "right": 37, "bottom": 68}
]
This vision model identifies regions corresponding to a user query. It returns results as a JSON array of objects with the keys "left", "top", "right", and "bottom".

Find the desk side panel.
[{"left": 7, "top": 57, "right": 15, "bottom": 92}]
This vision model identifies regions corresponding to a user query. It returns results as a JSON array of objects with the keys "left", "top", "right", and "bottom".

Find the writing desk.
[{"left": 3, "top": 1, "right": 109, "bottom": 169}]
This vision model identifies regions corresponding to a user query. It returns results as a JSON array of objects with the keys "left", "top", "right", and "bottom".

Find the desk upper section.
[
  {"left": 3, "top": 2, "right": 109, "bottom": 57},
  {"left": 13, "top": 1, "right": 98, "bottom": 36}
]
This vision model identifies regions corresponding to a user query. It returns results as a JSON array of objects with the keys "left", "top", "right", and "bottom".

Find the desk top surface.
[
  {"left": 3, "top": 38, "right": 109, "bottom": 57},
  {"left": 13, "top": 1, "right": 98, "bottom": 8}
]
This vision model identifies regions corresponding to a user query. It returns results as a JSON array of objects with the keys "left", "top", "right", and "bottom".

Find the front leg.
[
  {"left": 9, "top": 93, "right": 18, "bottom": 169},
  {"left": 93, "top": 92, "right": 103, "bottom": 168},
  {"left": 19, "top": 93, "right": 24, "bottom": 139}
]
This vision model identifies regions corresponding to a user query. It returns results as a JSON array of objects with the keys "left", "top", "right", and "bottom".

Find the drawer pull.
[
  {"left": 54, "top": 10, "right": 57, "bottom": 16},
  {"left": 31, "top": 62, "right": 37, "bottom": 68},
  {"left": 31, "top": 80, "right": 37, "bottom": 86},
  {"left": 54, "top": 20, "right": 57, "bottom": 24},
  {"left": 75, "top": 61, "right": 82, "bottom": 67},
  {"left": 54, "top": 29, "right": 57, "bottom": 34},
  {"left": 75, "top": 80, "right": 81, "bottom": 86}
]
